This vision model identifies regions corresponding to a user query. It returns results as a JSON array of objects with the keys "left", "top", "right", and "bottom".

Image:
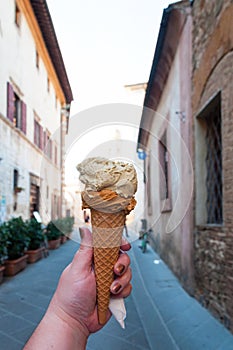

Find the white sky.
[
  {"left": 46, "top": 1, "right": 178, "bottom": 224},
  {"left": 46, "top": 0, "right": 177, "bottom": 115}
]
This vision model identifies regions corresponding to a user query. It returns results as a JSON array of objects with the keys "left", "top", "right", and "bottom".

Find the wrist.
[
  {"left": 24, "top": 301, "right": 89, "bottom": 350},
  {"left": 47, "top": 296, "right": 90, "bottom": 344}
]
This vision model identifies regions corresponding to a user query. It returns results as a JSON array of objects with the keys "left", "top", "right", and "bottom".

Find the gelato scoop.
[{"left": 77, "top": 157, "right": 137, "bottom": 213}]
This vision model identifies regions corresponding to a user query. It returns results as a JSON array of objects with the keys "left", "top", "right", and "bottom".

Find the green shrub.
[
  {"left": 45, "top": 220, "right": 62, "bottom": 241},
  {"left": 4, "top": 217, "right": 30, "bottom": 260},
  {"left": 45, "top": 217, "right": 74, "bottom": 241},
  {"left": 64, "top": 216, "right": 74, "bottom": 234},
  {"left": 0, "top": 224, "right": 8, "bottom": 264},
  {"left": 25, "top": 218, "right": 45, "bottom": 250},
  {"left": 57, "top": 217, "right": 74, "bottom": 235}
]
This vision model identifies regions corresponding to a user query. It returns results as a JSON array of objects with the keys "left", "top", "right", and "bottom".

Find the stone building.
[
  {"left": 192, "top": 0, "right": 233, "bottom": 330},
  {"left": 138, "top": 0, "right": 233, "bottom": 331},
  {"left": 0, "top": 0, "right": 73, "bottom": 223}
]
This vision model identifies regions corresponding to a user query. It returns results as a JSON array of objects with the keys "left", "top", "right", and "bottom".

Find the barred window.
[
  {"left": 159, "top": 131, "right": 169, "bottom": 200},
  {"left": 159, "top": 129, "right": 172, "bottom": 212},
  {"left": 205, "top": 94, "right": 222, "bottom": 224}
]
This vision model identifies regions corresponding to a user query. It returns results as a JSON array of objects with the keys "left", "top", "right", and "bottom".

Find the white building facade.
[{"left": 0, "top": 0, "right": 73, "bottom": 223}]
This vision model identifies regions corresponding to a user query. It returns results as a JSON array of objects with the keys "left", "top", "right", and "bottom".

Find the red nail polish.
[
  {"left": 116, "top": 264, "right": 125, "bottom": 275},
  {"left": 112, "top": 283, "right": 122, "bottom": 293}
]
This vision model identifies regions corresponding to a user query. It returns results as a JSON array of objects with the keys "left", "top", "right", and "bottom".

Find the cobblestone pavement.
[{"left": 0, "top": 237, "right": 233, "bottom": 349}]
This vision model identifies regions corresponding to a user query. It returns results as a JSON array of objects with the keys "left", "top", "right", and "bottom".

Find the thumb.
[{"left": 71, "top": 227, "right": 93, "bottom": 273}]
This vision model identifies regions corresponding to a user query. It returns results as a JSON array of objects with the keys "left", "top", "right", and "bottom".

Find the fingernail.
[
  {"left": 112, "top": 283, "right": 122, "bottom": 294},
  {"left": 116, "top": 264, "right": 125, "bottom": 275}
]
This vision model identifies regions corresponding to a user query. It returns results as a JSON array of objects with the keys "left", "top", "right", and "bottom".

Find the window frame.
[
  {"left": 159, "top": 128, "right": 172, "bottom": 213},
  {"left": 15, "top": 2, "right": 21, "bottom": 28},
  {"left": 7, "top": 82, "right": 27, "bottom": 134},
  {"left": 13, "top": 92, "right": 21, "bottom": 129},
  {"left": 195, "top": 91, "right": 223, "bottom": 226},
  {"left": 34, "top": 114, "right": 43, "bottom": 150},
  {"left": 36, "top": 50, "right": 40, "bottom": 69}
]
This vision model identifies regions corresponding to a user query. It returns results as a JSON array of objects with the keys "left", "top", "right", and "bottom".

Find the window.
[
  {"left": 196, "top": 92, "right": 222, "bottom": 225},
  {"left": 36, "top": 50, "right": 39, "bottom": 68},
  {"left": 159, "top": 130, "right": 172, "bottom": 212},
  {"left": 47, "top": 77, "right": 50, "bottom": 92},
  {"left": 54, "top": 144, "right": 58, "bottom": 166},
  {"left": 13, "top": 169, "right": 19, "bottom": 190},
  {"left": 34, "top": 119, "right": 40, "bottom": 148},
  {"left": 13, "top": 92, "right": 21, "bottom": 128},
  {"left": 30, "top": 175, "right": 40, "bottom": 218},
  {"left": 204, "top": 94, "right": 222, "bottom": 224},
  {"left": 15, "top": 3, "right": 21, "bottom": 27},
  {"left": 7, "top": 82, "right": 27, "bottom": 134},
  {"left": 44, "top": 130, "right": 52, "bottom": 159},
  {"left": 34, "top": 116, "right": 43, "bottom": 150},
  {"left": 47, "top": 139, "right": 52, "bottom": 160},
  {"left": 159, "top": 132, "right": 169, "bottom": 200},
  {"left": 30, "top": 184, "right": 40, "bottom": 218},
  {"left": 51, "top": 193, "right": 60, "bottom": 220}
]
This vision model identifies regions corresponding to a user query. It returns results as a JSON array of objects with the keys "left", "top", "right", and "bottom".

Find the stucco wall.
[
  {"left": 0, "top": 0, "right": 62, "bottom": 222},
  {"left": 146, "top": 11, "right": 193, "bottom": 291}
]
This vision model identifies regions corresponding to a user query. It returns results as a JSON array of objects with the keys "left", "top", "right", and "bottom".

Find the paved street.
[{"left": 0, "top": 236, "right": 233, "bottom": 349}]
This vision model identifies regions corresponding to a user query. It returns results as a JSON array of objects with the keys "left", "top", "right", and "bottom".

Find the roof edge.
[
  {"left": 137, "top": 1, "right": 190, "bottom": 149},
  {"left": 30, "top": 0, "right": 73, "bottom": 104}
]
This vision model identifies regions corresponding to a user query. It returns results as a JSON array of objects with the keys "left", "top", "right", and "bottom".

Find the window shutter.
[
  {"left": 39, "top": 125, "right": 43, "bottom": 150},
  {"left": 43, "top": 130, "right": 48, "bottom": 154},
  {"left": 50, "top": 140, "right": 53, "bottom": 159},
  {"left": 43, "top": 130, "right": 47, "bottom": 151},
  {"left": 34, "top": 119, "right": 37, "bottom": 144},
  {"left": 7, "top": 82, "right": 14, "bottom": 122},
  {"left": 21, "top": 101, "right": 27, "bottom": 134}
]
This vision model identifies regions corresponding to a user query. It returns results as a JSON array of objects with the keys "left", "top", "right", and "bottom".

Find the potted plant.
[
  {"left": 57, "top": 217, "right": 74, "bottom": 243},
  {"left": 45, "top": 220, "right": 61, "bottom": 249},
  {"left": 56, "top": 218, "right": 67, "bottom": 244},
  {"left": 25, "top": 218, "right": 45, "bottom": 263},
  {"left": 0, "top": 224, "right": 8, "bottom": 283},
  {"left": 4, "top": 217, "right": 30, "bottom": 276},
  {"left": 64, "top": 216, "right": 74, "bottom": 238}
]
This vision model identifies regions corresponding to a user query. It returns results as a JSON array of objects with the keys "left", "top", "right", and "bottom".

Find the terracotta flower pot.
[
  {"left": 4, "top": 254, "right": 28, "bottom": 276},
  {"left": 0, "top": 265, "right": 5, "bottom": 284},
  {"left": 26, "top": 247, "right": 44, "bottom": 263},
  {"left": 48, "top": 237, "right": 61, "bottom": 250}
]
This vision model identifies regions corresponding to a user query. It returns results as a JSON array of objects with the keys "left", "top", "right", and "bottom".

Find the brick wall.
[{"left": 192, "top": 0, "right": 233, "bottom": 331}]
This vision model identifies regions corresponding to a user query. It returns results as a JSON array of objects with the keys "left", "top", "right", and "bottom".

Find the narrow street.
[{"left": 0, "top": 236, "right": 233, "bottom": 350}]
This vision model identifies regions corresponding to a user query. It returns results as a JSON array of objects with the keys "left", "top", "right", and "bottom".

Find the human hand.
[{"left": 49, "top": 227, "right": 132, "bottom": 338}]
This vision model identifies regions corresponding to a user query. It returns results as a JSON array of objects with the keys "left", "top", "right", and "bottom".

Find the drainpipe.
[{"left": 60, "top": 104, "right": 70, "bottom": 218}]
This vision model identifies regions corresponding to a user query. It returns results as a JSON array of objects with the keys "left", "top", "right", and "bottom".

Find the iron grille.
[
  {"left": 159, "top": 131, "right": 169, "bottom": 200},
  {"left": 205, "top": 99, "right": 222, "bottom": 224}
]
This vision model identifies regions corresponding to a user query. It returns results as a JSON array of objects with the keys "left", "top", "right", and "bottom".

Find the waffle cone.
[{"left": 91, "top": 208, "right": 126, "bottom": 325}]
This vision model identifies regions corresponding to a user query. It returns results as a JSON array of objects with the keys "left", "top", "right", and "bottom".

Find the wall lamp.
[{"left": 137, "top": 148, "right": 147, "bottom": 160}]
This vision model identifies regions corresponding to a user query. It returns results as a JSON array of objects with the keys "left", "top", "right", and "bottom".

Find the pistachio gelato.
[{"left": 77, "top": 157, "right": 137, "bottom": 213}]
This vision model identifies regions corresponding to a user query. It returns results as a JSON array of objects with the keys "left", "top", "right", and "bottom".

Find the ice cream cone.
[
  {"left": 91, "top": 208, "right": 126, "bottom": 324},
  {"left": 77, "top": 157, "right": 138, "bottom": 325}
]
